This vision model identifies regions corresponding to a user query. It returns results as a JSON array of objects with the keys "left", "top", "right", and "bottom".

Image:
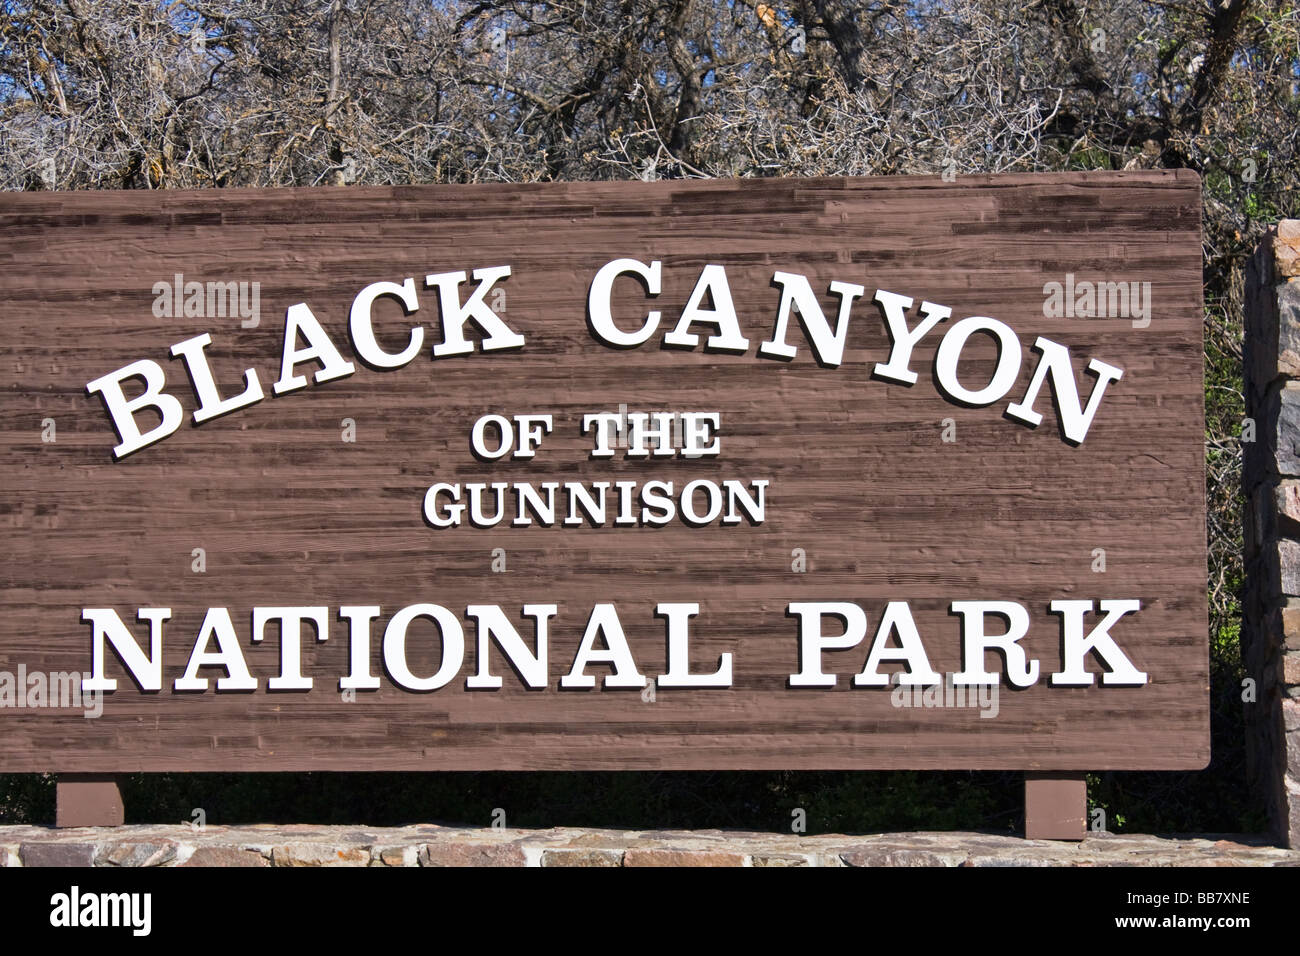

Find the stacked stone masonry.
[
  {"left": 1, "top": 825, "right": 1297, "bottom": 867},
  {"left": 1244, "top": 219, "right": 1300, "bottom": 848}
]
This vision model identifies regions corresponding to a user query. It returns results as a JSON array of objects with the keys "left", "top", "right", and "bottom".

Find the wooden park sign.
[{"left": 0, "top": 171, "right": 1208, "bottom": 792}]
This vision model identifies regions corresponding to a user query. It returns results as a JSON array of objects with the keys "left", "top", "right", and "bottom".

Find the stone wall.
[
  {"left": 1243, "top": 219, "right": 1300, "bottom": 848},
  {"left": 1, "top": 824, "right": 1297, "bottom": 867}
]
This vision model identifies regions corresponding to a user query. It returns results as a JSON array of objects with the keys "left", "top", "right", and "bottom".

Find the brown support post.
[
  {"left": 1024, "top": 772, "right": 1086, "bottom": 841},
  {"left": 56, "top": 775, "right": 124, "bottom": 828}
]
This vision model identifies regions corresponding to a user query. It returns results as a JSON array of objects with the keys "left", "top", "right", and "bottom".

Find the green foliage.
[{"left": 0, "top": 773, "right": 53, "bottom": 825}]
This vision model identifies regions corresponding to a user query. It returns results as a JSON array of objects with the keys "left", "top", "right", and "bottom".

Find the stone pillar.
[{"left": 1243, "top": 220, "right": 1300, "bottom": 848}]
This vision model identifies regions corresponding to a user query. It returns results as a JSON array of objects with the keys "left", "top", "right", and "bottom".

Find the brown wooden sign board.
[{"left": 0, "top": 171, "right": 1207, "bottom": 772}]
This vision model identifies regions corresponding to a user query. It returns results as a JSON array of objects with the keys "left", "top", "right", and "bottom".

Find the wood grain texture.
[{"left": 0, "top": 171, "right": 1208, "bottom": 771}]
